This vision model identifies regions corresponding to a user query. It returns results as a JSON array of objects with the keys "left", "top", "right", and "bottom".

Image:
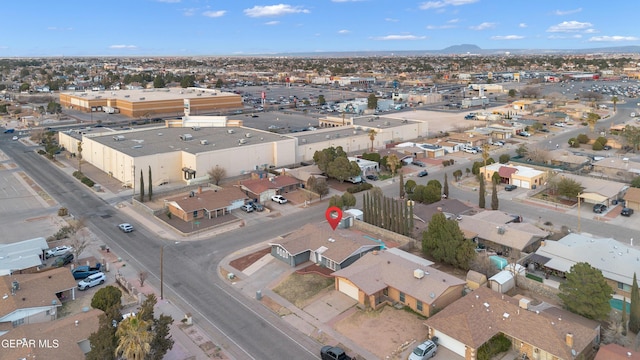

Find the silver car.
[
  {"left": 408, "top": 339, "right": 437, "bottom": 360},
  {"left": 78, "top": 272, "right": 106, "bottom": 291}
]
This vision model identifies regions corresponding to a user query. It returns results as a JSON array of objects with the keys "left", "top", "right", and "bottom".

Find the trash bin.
[{"left": 256, "top": 290, "right": 262, "bottom": 300}]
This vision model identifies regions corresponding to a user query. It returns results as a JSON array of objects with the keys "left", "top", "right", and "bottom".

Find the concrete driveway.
[{"left": 303, "top": 290, "right": 357, "bottom": 323}]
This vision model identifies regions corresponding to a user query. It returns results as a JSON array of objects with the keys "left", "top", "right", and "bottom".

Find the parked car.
[
  {"left": 12, "top": 136, "right": 18, "bottom": 141},
  {"left": 462, "top": 147, "right": 477, "bottom": 154},
  {"left": 413, "top": 161, "right": 426, "bottom": 167},
  {"left": 271, "top": 195, "right": 288, "bottom": 204},
  {"left": 241, "top": 204, "right": 254, "bottom": 213},
  {"left": 78, "top": 272, "right": 106, "bottom": 291},
  {"left": 553, "top": 122, "right": 566, "bottom": 127},
  {"left": 417, "top": 170, "right": 429, "bottom": 177},
  {"left": 621, "top": 207, "right": 634, "bottom": 217},
  {"left": 409, "top": 339, "right": 438, "bottom": 360},
  {"left": 519, "top": 131, "right": 531, "bottom": 137},
  {"left": 505, "top": 184, "right": 517, "bottom": 191},
  {"left": 366, "top": 174, "right": 379, "bottom": 181},
  {"left": 52, "top": 253, "right": 74, "bottom": 267},
  {"left": 46, "top": 245, "right": 73, "bottom": 259},
  {"left": 320, "top": 346, "right": 352, "bottom": 360},
  {"left": 492, "top": 141, "right": 505, "bottom": 146},
  {"left": 602, "top": 145, "right": 612, "bottom": 150},
  {"left": 249, "top": 201, "right": 264, "bottom": 212},
  {"left": 593, "top": 203, "right": 607, "bottom": 213},
  {"left": 71, "top": 263, "right": 102, "bottom": 280},
  {"left": 118, "top": 223, "right": 134, "bottom": 232}
]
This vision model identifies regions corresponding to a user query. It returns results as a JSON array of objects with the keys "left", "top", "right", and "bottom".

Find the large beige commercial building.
[{"left": 59, "top": 87, "right": 242, "bottom": 118}]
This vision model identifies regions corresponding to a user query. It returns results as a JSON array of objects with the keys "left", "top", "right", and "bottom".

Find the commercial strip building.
[{"left": 59, "top": 87, "right": 242, "bottom": 118}]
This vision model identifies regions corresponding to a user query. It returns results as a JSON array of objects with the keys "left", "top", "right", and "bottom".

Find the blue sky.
[{"left": 3, "top": 0, "right": 639, "bottom": 57}]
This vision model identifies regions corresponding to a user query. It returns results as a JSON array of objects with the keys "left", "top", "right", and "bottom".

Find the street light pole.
[{"left": 160, "top": 245, "right": 164, "bottom": 300}]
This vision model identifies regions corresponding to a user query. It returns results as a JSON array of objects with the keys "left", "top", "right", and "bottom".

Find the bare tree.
[
  {"left": 68, "top": 218, "right": 90, "bottom": 262},
  {"left": 603, "top": 310, "right": 631, "bottom": 346},
  {"left": 470, "top": 252, "right": 499, "bottom": 279},
  {"left": 527, "top": 146, "right": 550, "bottom": 163},
  {"left": 208, "top": 165, "right": 227, "bottom": 185},
  {"left": 138, "top": 271, "right": 149, "bottom": 287}
]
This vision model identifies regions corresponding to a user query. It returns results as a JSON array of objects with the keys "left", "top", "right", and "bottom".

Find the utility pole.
[{"left": 160, "top": 245, "right": 164, "bottom": 300}]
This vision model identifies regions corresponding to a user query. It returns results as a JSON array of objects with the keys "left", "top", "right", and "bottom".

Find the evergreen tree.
[
  {"left": 139, "top": 169, "right": 145, "bottom": 202},
  {"left": 630, "top": 273, "right": 640, "bottom": 333},
  {"left": 491, "top": 181, "right": 499, "bottom": 210},
  {"left": 148, "top": 166, "right": 153, "bottom": 202},
  {"left": 422, "top": 213, "right": 476, "bottom": 270},
  {"left": 622, "top": 296, "right": 628, "bottom": 336},
  {"left": 399, "top": 172, "right": 405, "bottom": 199},
  {"left": 443, "top": 173, "right": 449, "bottom": 198},
  {"left": 86, "top": 306, "right": 120, "bottom": 360},
  {"left": 91, "top": 286, "right": 123, "bottom": 312},
  {"left": 478, "top": 176, "right": 486, "bottom": 208},
  {"left": 559, "top": 262, "right": 614, "bottom": 321}
]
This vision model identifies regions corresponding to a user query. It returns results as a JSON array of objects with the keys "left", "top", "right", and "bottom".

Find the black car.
[
  {"left": 505, "top": 184, "right": 517, "bottom": 191},
  {"left": 593, "top": 203, "right": 607, "bottom": 213},
  {"left": 621, "top": 207, "right": 634, "bottom": 217},
  {"left": 413, "top": 161, "right": 426, "bottom": 167},
  {"left": 417, "top": 170, "right": 429, "bottom": 177},
  {"left": 366, "top": 174, "right": 379, "bottom": 181},
  {"left": 52, "top": 253, "right": 74, "bottom": 267}
]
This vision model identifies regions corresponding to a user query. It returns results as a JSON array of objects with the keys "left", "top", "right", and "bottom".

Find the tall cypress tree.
[
  {"left": 399, "top": 172, "right": 405, "bottom": 199},
  {"left": 478, "top": 176, "right": 486, "bottom": 209},
  {"left": 443, "top": 173, "right": 449, "bottom": 198},
  {"left": 491, "top": 181, "right": 499, "bottom": 210},
  {"left": 630, "top": 273, "right": 640, "bottom": 333},
  {"left": 622, "top": 296, "right": 628, "bottom": 336},
  {"left": 139, "top": 169, "right": 145, "bottom": 202},
  {"left": 148, "top": 166, "right": 153, "bottom": 201}
]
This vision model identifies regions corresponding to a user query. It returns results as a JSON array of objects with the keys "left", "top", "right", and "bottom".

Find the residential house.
[
  {"left": 623, "top": 187, "right": 640, "bottom": 211},
  {"left": 412, "top": 199, "right": 474, "bottom": 236},
  {"left": 592, "top": 157, "right": 640, "bottom": 182},
  {"left": 425, "top": 286, "right": 600, "bottom": 360},
  {"left": 0, "top": 267, "right": 78, "bottom": 334},
  {"left": 164, "top": 187, "right": 248, "bottom": 222},
  {"left": 548, "top": 149, "right": 590, "bottom": 169},
  {"left": 423, "top": 139, "right": 462, "bottom": 155},
  {"left": 594, "top": 343, "right": 640, "bottom": 360},
  {"left": 532, "top": 233, "right": 639, "bottom": 302},
  {"left": 0, "top": 238, "right": 49, "bottom": 276},
  {"left": 394, "top": 143, "right": 445, "bottom": 159},
  {"left": 488, "top": 121, "right": 523, "bottom": 139},
  {"left": 447, "top": 132, "right": 487, "bottom": 149},
  {"left": 239, "top": 175, "right": 301, "bottom": 204},
  {"left": 0, "top": 308, "right": 103, "bottom": 360},
  {"left": 269, "top": 223, "right": 381, "bottom": 271},
  {"left": 559, "top": 173, "right": 627, "bottom": 206},
  {"left": 457, "top": 211, "right": 550, "bottom": 258},
  {"left": 348, "top": 156, "right": 379, "bottom": 174},
  {"left": 480, "top": 163, "right": 546, "bottom": 189},
  {"left": 331, "top": 248, "right": 465, "bottom": 316}
]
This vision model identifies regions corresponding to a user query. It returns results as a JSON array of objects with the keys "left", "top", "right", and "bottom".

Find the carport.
[{"left": 579, "top": 192, "right": 609, "bottom": 205}]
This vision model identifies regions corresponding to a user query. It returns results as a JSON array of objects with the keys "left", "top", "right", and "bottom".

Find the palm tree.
[
  {"left": 587, "top": 112, "right": 601, "bottom": 132},
  {"left": 368, "top": 129, "right": 377, "bottom": 152},
  {"left": 612, "top": 96, "right": 618, "bottom": 112},
  {"left": 115, "top": 315, "right": 152, "bottom": 360}
]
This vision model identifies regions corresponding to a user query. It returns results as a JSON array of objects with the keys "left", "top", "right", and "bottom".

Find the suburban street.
[{"left": 2, "top": 101, "right": 640, "bottom": 359}]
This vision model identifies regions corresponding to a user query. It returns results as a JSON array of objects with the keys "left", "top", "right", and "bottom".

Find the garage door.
[
  {"left": 338, "top": 279, "right": 359, "bottom": 300},
  {"left": 520, "top": 180, "right": 530, "bottom": 189},
  {"left": 512, "top": 179, "right": 521, "bottom": 187},
  {"left": 434, "top": 331, "right": 466, "bottom": 357}
]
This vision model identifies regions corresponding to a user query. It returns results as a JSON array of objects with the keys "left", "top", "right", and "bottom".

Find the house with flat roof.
[
  {"left": 592, "top": 157, "right": 640, "bottom": 182},
  {"left": 331, "top": 248, "right": 464, "bottom": 317},
  {"left": 0, "top": 308, "right": 102, "bottom": 360},
  {"left": 532, "top": 233, "right": 639, "bottom": 301},
  {"left": 0, "top": 238, "right": 49, "bottom": 276},
  {"left": 480, "top": 163, "right": 546, "bottom": 189},
  {"left": 0, "top": 267, "right": 78, "bottom": 334},
  {"left": 239, "top": 175, "right": 301, "bottom": 204},
  {"left": 425, "top": 286, "right": 600, "bottom": 360},
  {"left": 269, "top": 223, "right": 381, "bottom": 271},
  {"left": 558, "top": 173, "right": 627, "bottom": 206}
]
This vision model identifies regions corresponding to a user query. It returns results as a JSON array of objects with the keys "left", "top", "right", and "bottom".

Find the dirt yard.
[{"left": 334, "top": 306, "right": 428, "bottom": 360}]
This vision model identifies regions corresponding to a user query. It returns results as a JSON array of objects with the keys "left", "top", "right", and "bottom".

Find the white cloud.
[
  {"left": 548, "top": 34, "right": 583, "bottom": 39},
  {"left": 491, "top": 35, "right": 524, "bottom": 40},
  {"left": 385, "top": 18, "right": 399, "bottom": 22},
  {"left": 419, "top": 0, "right": 478, "bottom": 10},
  {"left": 265, "top": 21, "right": 280, "bottom": 25},
  {"left": 109, "top": 45, "right": 137, "bottom": 49},
  {"left": 182, "top": 8, "right": 196, "bottom": 16},
  {"left": 447, "top": 18, "right": 459, "bottom": 23},
  {"left": 553, "top": 8, "right": 582, "bottom": 16},
  {"left": 426, "top": 24, "right": 456, "bottom": 29},
  {"left": 203, "top": 10, "right": 226, "bottom": 18},
  {"left": 372, "top": 34, "right": 427, "bottom": 40},
  {"left": 589, "top": 35, "right": 639, "bottom": 42},
  {"left": 519, "top": 23, "right": 527, "bottom": 28},
  {"left": 244, "top": 4, "right": 310, "bottom": 17},
  {"left": 338, "top": 29, "right": 350, "bottom": 34},
  {"left": 469, "top": 22, "right": 496, "bottom": 31},
  {"left": 546, "top": 21, "right": 593, "bottom": 33}
]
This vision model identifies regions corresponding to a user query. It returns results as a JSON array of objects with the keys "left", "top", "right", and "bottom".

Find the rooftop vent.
[
  {"left": 245, "top": 133, "right": 252, "bottom": 138},
  {"left": 228, "top": 129, "right": 235, "bottom": 134},
  {"left": 239, "top": 138, "right": 247, "bottom": 145},
  {"left": 113, "top": 135, "right": 125, "bottom": 141},
  {"left": 139, "top": 97, "right": 145, "bottom": 100},
  {"left": 180, "top": 134, "right": 193, "bottom": 141},
  {"left": 200, "top": 140, "right": 209, "bottom": 145},
  {"left": 414, "top": 269, "right": 425, "bottom": 279}
]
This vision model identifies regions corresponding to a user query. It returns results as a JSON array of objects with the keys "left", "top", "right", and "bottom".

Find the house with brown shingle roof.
[
  {"left": 425, "top": 286, "right": 600, "bottom": 360},
  {"left": 0, "top": 267, "right": 78, "bottom": 334},
  {"left": 269, "top": 223, "right": 381, "bottom": 271},
  {"left": 411, "top": 199, "right": 473, "bottom": 237},
  {"left": 594, "top": 343, "right": 640, "bottom": 360},
  {"left": 332, "top": 248, "right": 465, "bottom": 317},
  {"left": 240, "top": 175, "right": 301, "bottom": 204},
  {"left": 623, "top": 187, "right": 640, "bottom": 212},
  {"left": 457, "top": 211, "right": 550, "bottom": 258},
  {"left": 0, "top": 308, "right": 102, "bottom": 360},
  {"left": 165, "top": 187, "right": 248, "bottom": 222}
]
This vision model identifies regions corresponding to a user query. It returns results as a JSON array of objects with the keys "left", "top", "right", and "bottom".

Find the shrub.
[
  {"left": 526, "top": 273, "right": 543, "bottom": 282},
  {"left": 576, "top": 133, "right": 589, "bottom": 144},
  {"left": 568, "top": 138, "right": 580, "bottom": 148},
  {"left": 592, "top": 141, "right": 604, "bottom": 151},
  {"left": 595, "top": 136, "right": 607, "bottom": 145},
  {"left": 37, "top": 149, "right": 46, "bottom": 155},
  {"left": 81, "top": 177, "right": 95, "bottom": 187},
  {"left": 499, "top": 154, "right": 510, "bottom": 164},
  {"left": 347, "top": 182, "right": 373, "bottom": 193},
  {"left": 477, "top": 334, "right": 511, "bottom": 360},
  {"left": 72, "top": 171, "right": 84, "bottom": 180}
]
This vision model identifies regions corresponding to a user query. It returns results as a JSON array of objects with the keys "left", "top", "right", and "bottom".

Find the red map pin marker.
[{"left": 325, "top": 206, "right": 343, "bottom": 230}]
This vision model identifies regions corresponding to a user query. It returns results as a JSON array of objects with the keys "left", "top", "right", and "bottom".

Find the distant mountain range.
[{"left": 253, "top": 44, "right": 640, "bottom": 57}]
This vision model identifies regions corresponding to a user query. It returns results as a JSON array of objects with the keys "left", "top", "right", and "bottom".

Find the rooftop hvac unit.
[
  {"left": 414, "top": 269, "right": 425, "bottom": 279},
  {"left": 227, "top": 129, "right": 235, "bottom": 134},
  {"left": 200, "top": 140, "right": 209, "bottom": 145},
  {"left": 239, "top": 138, "right": 247, "bottom": 144},
  {"left": 245, "top": 133, "right": 252, "bottom": 138},
  {"left": 139, "top": 97, "right": 145, "bottom": 100},
  {"left": 180, "top": 134, "right": 193, "bottom": 141},
  {"left": 113, "top": 135, "right": 125, "bottom": 141},
  {"left": 124, "top": 95, "right": 130, "bottom": 98},
  {"left": 192, "top": 126, "right": 200, "bottom": 131}
]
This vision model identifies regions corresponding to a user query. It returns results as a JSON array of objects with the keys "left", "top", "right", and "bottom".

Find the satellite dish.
[{"left": 430, "top": 292, "right": 436, "bottom": 299}]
